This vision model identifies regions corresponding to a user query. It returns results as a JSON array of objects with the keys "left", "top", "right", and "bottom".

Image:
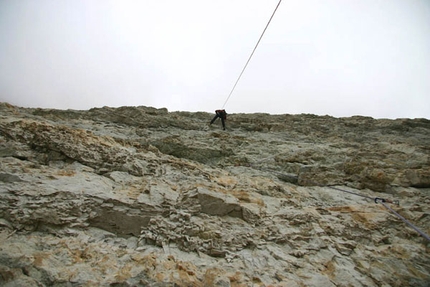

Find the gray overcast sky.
[{"left": 1, "top": 0, "right": 429, "bottom": 119}]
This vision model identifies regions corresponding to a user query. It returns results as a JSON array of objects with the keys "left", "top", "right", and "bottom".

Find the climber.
[{"left": 210, "top": 109, "right": 227, "bottom": 130}]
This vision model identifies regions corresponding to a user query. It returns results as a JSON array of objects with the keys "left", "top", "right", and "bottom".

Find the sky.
[{"left": 1, "top": 0, "right": 429, "bottom": 119}]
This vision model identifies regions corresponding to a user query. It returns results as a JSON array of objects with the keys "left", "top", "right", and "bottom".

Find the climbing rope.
[
  {"left": 327, "top": 185, "right": 429, "bottom": 242},
  {"left": 221, "top": 0, "right": 283, "bottom": 109},
  {"left": 380, "top": 201, "right": 430, "bottom": 242},
  {"left": 248, "top": 159, "right": 400, "bottom": 204},
  {"left": 246, "top": 160, "right": 430, "bottom": 242},
  {"left": 326, "top": 185, "right": 399, "bottom": 205}
]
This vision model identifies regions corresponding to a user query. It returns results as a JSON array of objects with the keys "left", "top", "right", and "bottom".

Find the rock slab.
[{"left": 0, "top": 102, "right": 429, "bottom": 286}]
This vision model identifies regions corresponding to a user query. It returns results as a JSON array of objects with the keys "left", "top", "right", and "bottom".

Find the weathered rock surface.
[{"left": 0, "top": 102, "right": 429, "bottom": 286}]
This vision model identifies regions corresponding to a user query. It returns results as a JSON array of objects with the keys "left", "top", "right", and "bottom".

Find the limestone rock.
[{"left": 0, "top": 102, "right": 429, "bottom": 286}]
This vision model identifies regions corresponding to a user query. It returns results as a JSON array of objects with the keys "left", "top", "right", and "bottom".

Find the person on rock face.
[{"left": 210, "top": 109, "right": 227, "bottom": 130}]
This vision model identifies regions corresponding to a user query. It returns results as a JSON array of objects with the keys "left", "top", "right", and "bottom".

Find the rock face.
[{"left": 0, "top": 102, "right": 429, "bottom": 286}]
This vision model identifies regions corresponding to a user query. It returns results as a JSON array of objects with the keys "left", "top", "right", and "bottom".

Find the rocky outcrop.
[{"left": 0, "top": 102, "right": 429, "bottom": 286}]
